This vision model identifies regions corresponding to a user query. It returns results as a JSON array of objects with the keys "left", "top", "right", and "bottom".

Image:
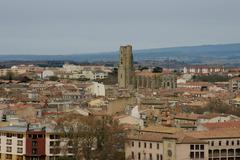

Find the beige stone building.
[
  {"left": 125, "top": 130, "right": 208, "bottom": 160},
  {"left": 187, "top": 128, "right": 240, "bottom": 160},
  {"left": 118, "top": 45, "right": 135, "bottom": 89},
  {"left": 117, "top": 45, "right": 177, "bottom": 90},
  {"left": 126, "top": 124, "right": 240, "bottom": 160},
  {"left": 134, "top": 71, "right": 177, "bottom": 89}
]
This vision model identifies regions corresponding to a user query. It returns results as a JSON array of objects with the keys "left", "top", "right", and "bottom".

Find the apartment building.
[
  {"left": 45, "top": 131, "right": 74, "bottom": 160},
  {"left": 0, "top": 126, "right": 26, "bottom": 160},
  {"left": 0, "top": 126, "right": 74, "bottom": 160},
  {"left": 62, "top": 64, "right": 110, "bottom": 73},
  {"left": 62, "top": 64, "right": 110, "bottom": 80},
  {"left": 183, "top": 65, "right": 225, "bottom": 75},
  {"left": 25, "top": 129, "right": 46, "bottom": 160}
]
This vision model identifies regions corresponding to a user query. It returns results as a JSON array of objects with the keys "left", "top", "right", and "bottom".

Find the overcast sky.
[{"left": 0, "top": 0, "right": 240, "bottom": 54}]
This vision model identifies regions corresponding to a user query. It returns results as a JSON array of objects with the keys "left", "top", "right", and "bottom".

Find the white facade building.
[
  {"left": 42, "top": 70, "right": 55, "bottom": 79},
  {"left": 89, "top": 82, "right": 105, "bottom": 97}
]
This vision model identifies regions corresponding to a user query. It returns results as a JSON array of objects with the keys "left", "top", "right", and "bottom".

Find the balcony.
[
  {"left": 220, "top": 149, "right": 227, "bottom": 157},
  {"left": 228, "top": 149, "right": 234, "bottom": 157},
  {"left": 236, "top": 149, "right": 240, "bottom": 157},
  {"left": 212, "top": 150, "right": 220, "bottom": 158}
]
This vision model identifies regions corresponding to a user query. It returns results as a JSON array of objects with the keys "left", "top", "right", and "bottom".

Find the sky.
[{"left": 0, "top": 0, "right": 240, "bottom": 55}]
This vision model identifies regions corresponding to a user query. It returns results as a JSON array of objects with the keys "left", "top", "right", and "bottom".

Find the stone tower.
[{"left": 118, "top": 45, "right": 134, "bottom": 89}]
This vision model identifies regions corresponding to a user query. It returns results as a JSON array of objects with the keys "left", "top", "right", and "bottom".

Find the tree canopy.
[{"left": 55, "top": 114, "right": 126, "bottom": 160}]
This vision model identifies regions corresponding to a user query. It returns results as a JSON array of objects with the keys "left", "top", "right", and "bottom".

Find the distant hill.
[
  {"left": 134, "top": 43, "right": 240, "bottom": 59},
  {"left": 0, "top": 43, "right": 240, "bottom": 64}
]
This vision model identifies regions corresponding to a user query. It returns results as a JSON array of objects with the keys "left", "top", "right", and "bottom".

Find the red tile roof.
[
  {"left": 186, "top": 128, "right": 240, "bottom": 139},
  {"left": 201, "top": 120, "right": 240, "bottom": 130}
]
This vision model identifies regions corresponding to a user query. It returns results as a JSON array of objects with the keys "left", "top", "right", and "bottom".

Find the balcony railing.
[
  {"left": 212, "top": 153, "right": 220, "bottom": 157},
  {"left": 236, "top": 152, "right": 240, "bottom": 156}
]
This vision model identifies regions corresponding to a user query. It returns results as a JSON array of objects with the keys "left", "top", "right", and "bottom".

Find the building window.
[
  {"left": 144, "top": 142, "right": 146, "bottom": 148},
  {"left": 196, "top": 152, "right": 199, "bottom": 158},
  {"left": 149, "top": 153, "right": 152, "bottom": 160},
  {"left": 50, "top": 141, "right": 54, "bottom": 147},
  {"left": 55, "top": 135, "right": 60, "bottom": 139},
  {"left": 32, "top": 141, "right": 37, "bottom": 147},
  {"left": 54, "top": 148, "right": 61, "bottom": 154},
  {"left": 17, "top": 140, "right": 23, "bottom": 146},
  {"left": 157, "top": 154, "right": 160, "bottom": 160},
  {"left": 17, "top": 134, "right": 23, "bottom": 138},
  {"left": 32, "top": 134, "right": 37, "bottom": 139},
  {"left": 6, "top": 154, "right": 12, "bottom": 160},
  {"left": 150, "top": 143, "right": 152, "bottom": 149},
  {"left": 68, "top": 140, "right": 73, "bottom": 146},
  {"left": 32, "top": 148, "right": 37, "bottom": 154},
  {"left": 68, "top": 148, "right": 74, "bottom": 154},
  {"left": 138, "top": 142, "right": 141, "bottom": 148},
  {"left": 211, "top": 141, "right": 214, "bottom": 146},
  {"left": 17, "top": 156, "right": 23, "bottom": 160},
  {"left": 195, "top": 145, "right": 199, "bottom": 150},
  {"left": 237, "top": 140, "right": 240, "bottom": 145},
  {"left": 17, "top": 148, "right": 23, "bottom": 153},
  {"left": 190, "top": 152, "right": 194, "bottom": 158},
  {"left": 6, "top": 147, "right": 12, "bottom": 152},
  {"left": 131, "top": 152, "right": 134, "bottom": 159},
  {"left": 6, "top": 139, "right": 12, "bottom": 145},
  {"left": 131, "top": 141, "right": 134, "bottom": 147},
  {"left": 219, "top": 141, "right": 222, "bottom": 146},
  {"left": 232, "top": 141, "right": 234, "bottom": 145},
  {"left": 200, "top": 144, "right": 204, "bottom": 150},
  {"left": 167, "top": 82, "right": 170, "bottom": 87},
  {"left": 50, "top": 134, "right": 55, "bottom": 139},
  {"left": 38, "top": 134, "right": 43, "bottom": 138},
  {"left": 138, "top": 152, "right": 141, "bottom": 160},
  {"left": 6, "top": 133, "right": 12, "bottom": 138},
  {"left": 50, "top": 148, "right": 55, "bottom": 154},
  {"left": 226, "top": 140, "right": 229, "bottom": 146},
  {"left": 55, "top": 141, "right": 60, "bottom": 146},
  {"left": 157, "top": 143, "right": 159, "bottom": 149},
  {"left": 190, "top": 145, "right": 194, "bottom": 150},
  {"left": 200, "top": 152, "right": 204, "bottom": 158}
]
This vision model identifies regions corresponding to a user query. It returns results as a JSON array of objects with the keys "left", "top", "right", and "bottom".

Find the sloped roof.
[
  {"left": 201, "top": 120, "right": 240, "bottom": 130},
  {"left": 186, "top": 128, "right": 240, "bottom": 139}
]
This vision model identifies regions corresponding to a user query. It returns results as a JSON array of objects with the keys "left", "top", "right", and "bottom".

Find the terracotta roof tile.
[
  {"left": 186, "top": 128, "right": 240, "bottom": 139},
  {"left": 201, "top": 120, "right": 240, "bottom": 130}
]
